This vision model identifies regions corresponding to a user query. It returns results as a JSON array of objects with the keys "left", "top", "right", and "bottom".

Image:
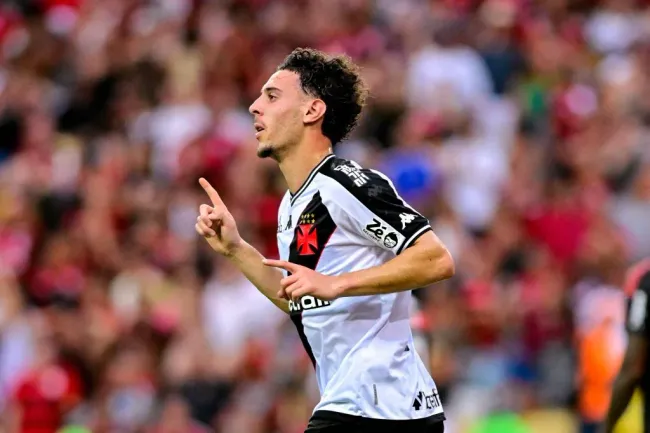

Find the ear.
[{"left": 303, "top": 99, "right": 327, "bottom": 125}]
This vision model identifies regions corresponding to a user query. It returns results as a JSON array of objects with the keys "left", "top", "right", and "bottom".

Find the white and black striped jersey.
[{"left": 276, "top": 153, "right": 445, "bottom": 428}]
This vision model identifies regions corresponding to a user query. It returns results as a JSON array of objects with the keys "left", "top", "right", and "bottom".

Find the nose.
[{"left": 249, "top": 97, "right": 262, "bottom": 116}]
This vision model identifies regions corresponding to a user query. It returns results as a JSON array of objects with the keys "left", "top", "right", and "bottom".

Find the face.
[{"left": 249, "top": 70, "right": 308, "bottom": 159}]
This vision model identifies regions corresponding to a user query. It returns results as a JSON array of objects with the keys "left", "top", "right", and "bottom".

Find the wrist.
[
  {"left": 333, "top": 274, "right": 354, "bottom": 298},
  {"left": 225, "top": 239, "right": 246, "bottom": 260}
]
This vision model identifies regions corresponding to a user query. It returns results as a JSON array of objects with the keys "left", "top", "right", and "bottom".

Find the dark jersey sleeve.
[
  {"left": 320, "top": 158, "right": 432, "bottom": 255},
  {"left": 626, "top": 269, "right": 650, "bottom": 337}
]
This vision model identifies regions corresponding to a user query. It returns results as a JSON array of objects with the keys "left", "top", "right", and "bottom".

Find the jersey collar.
[{"left": 290, "top": 153, "right": 335, "bottom": 206}]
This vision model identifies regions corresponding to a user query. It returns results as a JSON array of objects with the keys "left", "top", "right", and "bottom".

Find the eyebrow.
[{"left": 262, "top": 86, "right": 282, "bottom": 95}]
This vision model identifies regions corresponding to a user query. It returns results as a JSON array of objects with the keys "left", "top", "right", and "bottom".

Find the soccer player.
[
  {"left": 195, "top": 48, "right": 455, "bottom": 433},
  {"left": 602, "top": 258, "right": 650, "bottom": 433}
]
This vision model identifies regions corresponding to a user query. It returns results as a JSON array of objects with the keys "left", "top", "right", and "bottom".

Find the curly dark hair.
[{"left": 277, "top": 48, "right": 368, "bottom": 145}]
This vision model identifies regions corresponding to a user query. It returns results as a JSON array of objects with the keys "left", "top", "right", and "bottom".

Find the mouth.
[{"left": 254, "top": 123, "right": 265, "bottom": 139}]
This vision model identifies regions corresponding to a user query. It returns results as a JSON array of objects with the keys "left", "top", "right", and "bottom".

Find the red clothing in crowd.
[{"left": 12, "top": 363, "right": 83, "bottom": 433}]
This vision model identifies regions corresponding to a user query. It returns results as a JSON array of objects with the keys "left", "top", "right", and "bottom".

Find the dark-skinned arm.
[
  {"left": 602, "top": 265, "right": 650, "bottom": 433},
  {"left": 602, "top": 334, "right": 646, "bottom": 433}
]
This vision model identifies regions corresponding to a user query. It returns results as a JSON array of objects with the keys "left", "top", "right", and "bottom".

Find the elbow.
[
  {"left": 440, "top": 249, "right": 456, "bottom": 280},
  {"left": 428, "top": 248, "right": 455, "bottom": 283}
]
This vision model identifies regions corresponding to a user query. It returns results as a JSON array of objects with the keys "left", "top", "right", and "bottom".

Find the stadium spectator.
[{"left": 0, "top": 0, "right": 648, "bottom": 431}]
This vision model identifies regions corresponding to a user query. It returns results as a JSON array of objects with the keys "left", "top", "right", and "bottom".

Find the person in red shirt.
[
  {"left": 6, "top": 318, "right": 83, "bottom": 433},
  {"left": 524, "top": 165, "right": 591, "bottom": 269}
]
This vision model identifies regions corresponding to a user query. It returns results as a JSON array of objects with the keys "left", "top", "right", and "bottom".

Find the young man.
[
  {"left": 602, "top": 258, "right": 650, "bottom": 433},
  {"left": 195, "top": 48, "right": 454, "bottom": 433}
]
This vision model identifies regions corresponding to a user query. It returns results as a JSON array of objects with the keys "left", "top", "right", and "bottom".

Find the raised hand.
[{"left": 195, "top": 178, "right": 242, "bottom": 256}]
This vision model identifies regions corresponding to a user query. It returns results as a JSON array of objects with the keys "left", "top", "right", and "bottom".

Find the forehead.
[{"left": 262, "top": 70, "right": 304, "bottom": 95}]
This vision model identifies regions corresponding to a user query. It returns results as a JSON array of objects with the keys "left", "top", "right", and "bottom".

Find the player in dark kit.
[
  {"left": 602, "top": 258, "right": 650, "bottom": 433},
  {"left": 194, "top": 48, "right": 454, "bottom": 433}
]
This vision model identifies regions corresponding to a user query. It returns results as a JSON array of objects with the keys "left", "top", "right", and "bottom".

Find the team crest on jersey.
[{"left": 297, "top": 213, "right": 318, "bottom": 255}]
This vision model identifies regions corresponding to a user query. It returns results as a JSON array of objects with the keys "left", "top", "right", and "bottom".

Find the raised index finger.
[{"left": 199, "top": 178, "right": 224, "bottom": 207}]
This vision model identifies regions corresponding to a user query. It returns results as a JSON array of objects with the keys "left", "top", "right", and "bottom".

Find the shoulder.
[{"left": 318, "top": 156, "right": 399, "bottom": 201}]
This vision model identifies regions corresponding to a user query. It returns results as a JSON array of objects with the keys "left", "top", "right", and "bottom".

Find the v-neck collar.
[{"left": 289, "top": 153, "right": 335, "bottom": 206}]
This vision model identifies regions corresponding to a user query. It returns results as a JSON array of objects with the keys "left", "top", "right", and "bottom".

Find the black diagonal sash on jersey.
[{"left": 288, "top": 191, "right": 337, "bottom": 368}]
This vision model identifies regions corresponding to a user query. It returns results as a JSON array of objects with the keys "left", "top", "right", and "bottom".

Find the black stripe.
[
  {"left": 319, "top": 156, "right": 430, "bottom": 253},
  {"left": 397, "top": 226, "right": 432, "bottom": 255},
  {"left": 291, "top": 314, "right": 316, "bottom": 368},
  {"left": 290, "top": 154, "right": 335, "bottom": 206},
  {"left": 288, "top": 191, "right": 337, "bottom": 368}
]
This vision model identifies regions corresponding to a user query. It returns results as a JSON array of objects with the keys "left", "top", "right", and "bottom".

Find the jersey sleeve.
[
  {"left": 626, "top": 269, "right": 650, "bottom": 337},
  {"left": 320, "top": 160, "right": 432, "bottom": 255}
]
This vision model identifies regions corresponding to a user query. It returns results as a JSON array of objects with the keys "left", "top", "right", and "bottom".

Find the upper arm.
[
  {"left": 620, "top": 333, "right": 647, "bottom": 381},
  {"left": 320, "top": 161, "right": 432, "bottom": 255}
]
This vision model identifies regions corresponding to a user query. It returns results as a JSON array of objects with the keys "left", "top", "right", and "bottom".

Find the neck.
[{"left": 279, "top": 142, "right": 333, "bottom": 194}]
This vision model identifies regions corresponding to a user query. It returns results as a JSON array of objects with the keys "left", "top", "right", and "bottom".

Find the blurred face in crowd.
[{"left": 249, "top": 70, "right": 316, "bottom": 160}]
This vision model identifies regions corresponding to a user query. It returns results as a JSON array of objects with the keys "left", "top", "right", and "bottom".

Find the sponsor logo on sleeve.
[
  {"left": 382, "top": 232, "right": 398, "bottom": 249},
  {"left": 363, "top": 218, "right": 401, "bottom": 250}
]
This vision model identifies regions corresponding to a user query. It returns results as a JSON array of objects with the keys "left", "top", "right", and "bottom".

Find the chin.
[{"left": 256, "top": 142, "right": 276, "bottom": 159}]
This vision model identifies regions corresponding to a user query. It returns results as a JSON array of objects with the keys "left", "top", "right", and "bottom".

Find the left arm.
[{"left": 334, "top": 230, "right": 454, "bottom": 297}]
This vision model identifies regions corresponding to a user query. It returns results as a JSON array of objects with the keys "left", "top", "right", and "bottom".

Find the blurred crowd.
[{"left": 1, "top": 0, "right": 650, "bottom": 432}]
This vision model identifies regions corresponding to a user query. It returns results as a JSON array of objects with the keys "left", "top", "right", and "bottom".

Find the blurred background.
[{"left": 0, "top": 0, "right": 649, "bottom": 432}]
